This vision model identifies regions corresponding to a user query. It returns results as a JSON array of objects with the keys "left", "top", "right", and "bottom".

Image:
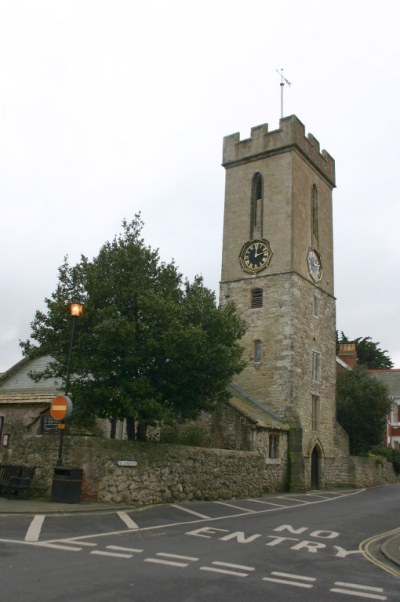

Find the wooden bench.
[{"left": 0, "top": 464, "right": 36, "bottom": 498}]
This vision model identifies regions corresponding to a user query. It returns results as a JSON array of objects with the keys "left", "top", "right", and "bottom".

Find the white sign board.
[{"left": 117, "top": 460, "right": 138, "bottom": 467}]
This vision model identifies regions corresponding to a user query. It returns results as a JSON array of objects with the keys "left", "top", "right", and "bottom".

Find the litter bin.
[{"left": 51, "top": 466, "right": 83, "bottom": 503}]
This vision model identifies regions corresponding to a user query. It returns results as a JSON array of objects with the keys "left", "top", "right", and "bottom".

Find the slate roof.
[
  {"left": 226, "top": 383, "right": 289, "bottom": 431},
  {"left": 369, "top": 369, "right": 400, "bottom": 398}
]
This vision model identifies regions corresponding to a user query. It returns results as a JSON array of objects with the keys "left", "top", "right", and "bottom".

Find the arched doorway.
[{"left": 311, "top": 446, "right": 319, "bottom": 489}]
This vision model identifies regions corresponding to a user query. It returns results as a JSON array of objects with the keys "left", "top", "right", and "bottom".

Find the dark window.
[
  {"left": 311, "top": 184, "right": 319, "bottom": 244},
  {"left": 41, "top": 414, "right": 58, "bottom": 434},
  {"left": 312, "top": 351, "right": 321, "bottom": 382},
  {"left": 251, "top": 288, "right": 263, "bottom": 308},
  {"left": 268, "top": 433, "right": 279, "bottom": 459},
  {"left": 312, "top": 395, "right": 320, "bottom": 431},
  {"left": 250, "top": 172, "right": 264, "bottom": 238},
  {"left": 313, "top": 295, "right": 319, "bottom": 317}
]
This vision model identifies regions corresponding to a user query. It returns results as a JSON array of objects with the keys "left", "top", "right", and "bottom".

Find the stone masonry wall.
[{"left": 3, "top": 436, "right": 272, "bottom": 504}]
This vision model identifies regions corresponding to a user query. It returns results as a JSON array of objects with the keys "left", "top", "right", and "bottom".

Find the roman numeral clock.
[{"left": 239, "top": 239, "right": 273, "bottom": 273}]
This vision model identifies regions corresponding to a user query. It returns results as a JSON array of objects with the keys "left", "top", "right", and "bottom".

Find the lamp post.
[{"left": 56, "top": 301, "right": 84, "bottom": 466}]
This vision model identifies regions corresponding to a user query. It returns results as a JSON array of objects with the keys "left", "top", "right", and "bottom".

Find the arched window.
[
  {"left": 251, "top": 288, "right": 263, "bottom": 309},
  {"left": 250, "top": 173, "right": 264, "bottom": 239},
  {"left": 311, "top": 184, "right": 319, "bottom": 244},
  {"left": 254, "top": 339, "right": 262, "bottom": 363}
]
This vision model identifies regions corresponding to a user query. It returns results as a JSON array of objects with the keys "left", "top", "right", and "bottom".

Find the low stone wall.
[
  {"left": 349, "top": 456, "right": 398, "bottom": 488},
  {"left": 3, "top": 435, "right": 270, "bottom": 504}
]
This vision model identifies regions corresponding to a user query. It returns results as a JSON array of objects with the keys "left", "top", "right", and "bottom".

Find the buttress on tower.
[{"left": 220, "top": 115, "right": 339, "bottom": 491}]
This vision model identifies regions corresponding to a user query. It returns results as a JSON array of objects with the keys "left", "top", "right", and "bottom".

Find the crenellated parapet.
[{"left": 223, "top": 114, "right": 335, "bottom": 186}]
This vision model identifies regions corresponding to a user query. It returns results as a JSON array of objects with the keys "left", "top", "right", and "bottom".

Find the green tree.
[
  {"left": 336, "top": 366, "right": 391, "bottom": 454},
  {"left": 336, "top": 332, "right": 393, "bottom": 369},
  {"left": 21, "top": 216, "right": 246, "bottom": 440}
]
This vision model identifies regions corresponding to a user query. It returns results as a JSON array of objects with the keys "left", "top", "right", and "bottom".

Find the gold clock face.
[{"left": 240, "top": 239, "right": 272, "bottom": 273}]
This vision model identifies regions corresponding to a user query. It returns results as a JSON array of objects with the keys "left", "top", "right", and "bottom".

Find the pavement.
[{"left": 0, "top": 495, "right": 399, "bottom": 570}]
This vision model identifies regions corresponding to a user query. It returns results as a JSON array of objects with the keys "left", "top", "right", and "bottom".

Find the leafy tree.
[
  {"left": 336, "top": 366, "right": 391, "bottom": 454},
  {"left": 336, "top": 332, "right": 393, "bottom": 369},
  {"left": 21, "top": 216, "right": 246, "bottom": 440}
]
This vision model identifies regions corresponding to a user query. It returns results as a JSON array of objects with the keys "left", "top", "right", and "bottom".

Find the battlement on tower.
[{"left": 222, "top": 114, "right": 335, "bottom": 186}]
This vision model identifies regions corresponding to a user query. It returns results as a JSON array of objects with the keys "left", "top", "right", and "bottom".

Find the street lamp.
[{"left": 56, "top": 301, "right": 84, "bottom": 466}]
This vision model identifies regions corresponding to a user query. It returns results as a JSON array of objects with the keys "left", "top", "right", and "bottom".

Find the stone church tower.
[{"left": 220, "top": 115, "right": 339, "bottom": 491}]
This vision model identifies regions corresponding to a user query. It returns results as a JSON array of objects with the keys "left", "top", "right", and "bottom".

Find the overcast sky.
[{"left": 1, "top": 0, "right": 399, "bottom": 373}]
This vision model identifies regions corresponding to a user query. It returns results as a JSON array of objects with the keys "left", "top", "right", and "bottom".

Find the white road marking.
[
  {"left": 263, "top": 577, "right": 314, "bottom": 588},
  {"left": 200, "top": 566, "right": 249, "bottom": 577},
  {"left": 144, "top": 552, "right": 198, "bottom": 567},
  {"left": 91, "top": 550, "right": 133, "bottom": 559},
  {"left": 25, "top": 515, "right": 45, "bottom": 542},
  {"left": 277, "top": 496, "right": 308, "bottom": 504},
  {"left": 330, "top": 582, "right": 387, "bottom": 600},
  {"left": 263, "top": 571, "right": 316, "bottom": 589},
  {"left": 37, "top": 542, "right": 83, "bottom": 551},
  {"left": 64, "top": 540, "right": 97, "bottom": 547},
  {"left": 247, "top": 499, "right": 286, "bottom": 507},
  {"left": 170, "top": 504, "right": 211, "bottom": 519},
  {"left": 145, "top": 558, "right": 189, "bottom": 567},
  {"left": 200, "top": 560, "right": 254, "bottom": 577},
  {"left": 214, "top": 501, "right": 256, "bottom": 513},
  {"left": 106, "top": 545, "right": 144, "bottom": 553},
  {"left": 212, "top": 561, "right": 255, "bottom": 571},
  {"left": 117, "top": 511, "right": 139, "bottom": 530},
  {"left": 155, "top": 553, "right": 199, "bottom": 561},
  {"left": 329, "top": 587, "right": 387, "bottom": 600}
]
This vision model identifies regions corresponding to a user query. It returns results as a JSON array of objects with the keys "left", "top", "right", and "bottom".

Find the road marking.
[
  {"left": 277, "top": 496, "right": 308, "bottom": 504},
  {"left": 200, "top": 560, "right": 253, "bottom": 577},
  {"left": 106, "top": 545, "right": 144, "bottom": 553},
  {"left": 145, "top": 552, "right": 198, "bottom": 567},
  {"left": 247, "top": 499, "right": 286, "bottom": 507},
  {"left": 37, "top": 542, "right": 83, "bottom": 551},
  {"left": 25, "top": 515, "right": 45, "bottom": 542},
  {"left": 170, "top": 504, "right": 211, "bottom": 519},
  {"left": 117, "top": 511, "right": 139, "bottom": 530},
  {"left": 91, "top": 550, "right": 133, "bottom": 559},
  {"left": 64, "top": 540, "right": 97, "bottom": 547},
  {"left": 330, "top": 581, "right": 387, "bottom": 600},
  {"left": 214, "top": 501, "right": 256, "bottom": 513},
  {"left": 360, "top": 527, "right": 400, "bottom": 578},
  {"left": 263, "top": 571, "right": 316, "bottom": 589}
]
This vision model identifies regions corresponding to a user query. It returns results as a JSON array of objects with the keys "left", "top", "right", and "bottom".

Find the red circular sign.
[{"left": 50, "top": 395, "right": 73, "bottom": 421}]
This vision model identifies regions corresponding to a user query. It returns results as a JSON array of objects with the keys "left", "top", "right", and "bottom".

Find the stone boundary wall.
[
  {"left": 349, "top": 456, "right": 399, "bottom": 488},
  {"left": 3, "top": 436, "right": 271, "bottom": 504},
  {"left": 2, "top": 435, "right": 398, "bottom": 503}
]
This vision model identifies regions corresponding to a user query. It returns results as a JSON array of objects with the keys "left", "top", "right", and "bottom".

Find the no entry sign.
[{"left": 50, "top": 395, "right": 73, "bottom": 421}]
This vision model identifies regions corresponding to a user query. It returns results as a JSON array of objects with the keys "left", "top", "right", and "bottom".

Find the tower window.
[
  {"left": 254, "top": 339, "right": 262, "bottom": 363},
  {"left": 312, "top": 351, "right": 321, "bottom": 382},
  {"left": 250, "top": 172, "right": 264, "bottom": 239},
  {"left": 251, "top": 288, "right": 263, "bottom": 308},
  {"left": 311, "top": 184, "right": 319, "bottom": 244},
  {"left": 313, "top": 295, "right": 319, "bottom": 316},
  {"left": 312, "top": 395, "right": 320, "bottom": 431}
]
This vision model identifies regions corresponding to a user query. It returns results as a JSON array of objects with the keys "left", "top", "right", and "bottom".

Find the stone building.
[
  {"left": 219, "top": 114, "right": 349, "bottom": 490},
  {"left": 369, "top": 369, "right": 400, "bottom": 449}
]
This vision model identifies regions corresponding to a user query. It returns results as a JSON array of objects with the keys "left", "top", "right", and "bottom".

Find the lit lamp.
[{"left": 56, "top": 301, "right": 84, "bottom": 466}]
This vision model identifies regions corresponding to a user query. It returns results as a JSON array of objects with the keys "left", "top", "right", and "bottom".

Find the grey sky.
[{"left": 1, "top": 0, "right": 399, "bottom": 372}]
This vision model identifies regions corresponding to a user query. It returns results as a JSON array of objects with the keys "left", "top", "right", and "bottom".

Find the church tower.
[{"left": 220, "top": 115, "right": 337, "bottom": 491}]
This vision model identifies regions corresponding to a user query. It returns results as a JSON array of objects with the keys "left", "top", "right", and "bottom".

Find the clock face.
[
  {"left": 307, "top": 248, "right": 322, "bottom": 282},
  {"left": 240, "top": 239, "right": 272, "bottom": 273}
]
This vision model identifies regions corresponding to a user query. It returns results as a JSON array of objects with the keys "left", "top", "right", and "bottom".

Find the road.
[{"left": 0, "top": 485, "right": 399, "bottom": 601}]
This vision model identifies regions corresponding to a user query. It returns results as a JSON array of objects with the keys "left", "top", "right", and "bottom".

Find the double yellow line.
[{"left": 360, "top": 527, "right": 400, "bottom": 578}]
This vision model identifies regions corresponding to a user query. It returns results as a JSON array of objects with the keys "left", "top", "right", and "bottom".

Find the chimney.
[{"left": 338, "top": 343, "right": 357, "bottom": 369}]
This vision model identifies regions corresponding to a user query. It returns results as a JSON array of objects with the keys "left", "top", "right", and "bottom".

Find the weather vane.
[{"left": 276, "top": 68, "right": 292, "bottom": 119}]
